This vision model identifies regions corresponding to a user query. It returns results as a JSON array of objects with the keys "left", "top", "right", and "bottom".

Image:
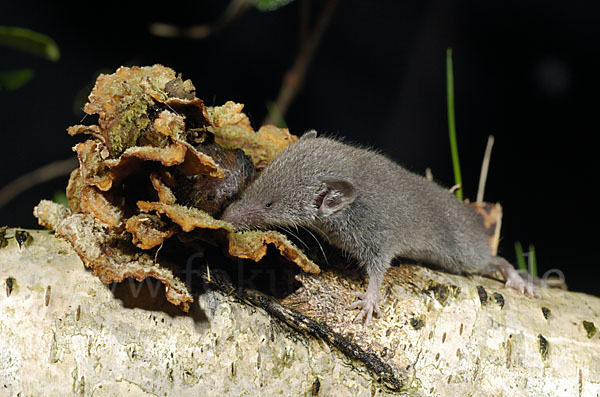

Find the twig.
[
  {"left": 476, "top": 135, "right": 494, "bottom": 204},
  {"left": 0, "top": 156, "right": 78, "bottom": 208},
  {"left": 299, "top": 0, "right": 310, "bottom": 46},
  {"left": 149, "top": 0, "right": 251, "bottom": 40},
  {"left": 449, "top": 184, "right": 462, "bottom": 194},
  {"left": 263, "top": 0, "right": 342, "bottom": 126},
  {"left": 425, "top": 168, "right": 433, "bottom": 181}
]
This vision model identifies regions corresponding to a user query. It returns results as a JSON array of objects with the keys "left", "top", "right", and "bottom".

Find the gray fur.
[{"left": 221, "top": 131, "right": 535, "bottom": 323}]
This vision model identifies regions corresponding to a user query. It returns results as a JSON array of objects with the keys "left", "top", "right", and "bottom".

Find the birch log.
[{"left": 1, "top": 229, "right": 599, "bottom": 396}]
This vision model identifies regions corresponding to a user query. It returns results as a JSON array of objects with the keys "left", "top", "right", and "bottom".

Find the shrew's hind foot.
[{"left": 491, "top": 256, "right": 541, "bottom": 298}]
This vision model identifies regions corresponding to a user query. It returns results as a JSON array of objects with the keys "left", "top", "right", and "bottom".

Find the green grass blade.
[
  {"left": 252, "top": 0, "right": 294, "bottom": 11},
  {"left": 53, "top": 191, "right": 69, "bottom": 208},
  {"left": 528, "top": 244, "right": 538, "bottom": 277},
  {"left": 0, "top": 69, "right": 34, "bottom": 90},
  {"left": 514, "top": 241, "right": 527, "bottom": 272},
  {"left": 0, "top": 26, "right": 60, "bottom": 61},
  {"left": 446, "top": 48, "right": 463, "bottom": 200}
]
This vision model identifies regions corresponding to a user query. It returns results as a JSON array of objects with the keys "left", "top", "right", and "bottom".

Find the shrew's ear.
[
  {"left": 300, "top": 130, "right": 318, "bottom": 140},
  {"left": 316, "top": 177, "right": 356, "bottom": 217}
]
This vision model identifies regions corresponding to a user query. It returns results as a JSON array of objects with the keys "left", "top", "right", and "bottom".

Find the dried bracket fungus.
[{"left": 34, "top": 65, "right": 318, "bottom": 311}]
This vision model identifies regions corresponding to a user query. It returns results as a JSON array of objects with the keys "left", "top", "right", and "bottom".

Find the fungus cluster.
[{"left": 34, "top": 65, "right": 319, "bottom": 311}]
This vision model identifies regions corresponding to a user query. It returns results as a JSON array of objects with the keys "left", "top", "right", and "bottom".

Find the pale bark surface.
[{"left": 1, "top": 229, "right": 599, "bottom": 396}]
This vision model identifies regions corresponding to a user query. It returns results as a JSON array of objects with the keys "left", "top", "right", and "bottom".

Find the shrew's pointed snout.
[
  {"left": 220, "top": 201, "right": 267, "bottom": 231},
  {"left": 220, "top": 204, "right": 240, "bottom": 226}
]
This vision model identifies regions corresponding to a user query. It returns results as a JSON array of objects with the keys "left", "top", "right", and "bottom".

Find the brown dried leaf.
[
  {"left": 126, "top": 214, "right": 176, "bottom": 249},
  {"left": 33, "top": 200, "right": 72, "bottom": 230},
  {"left": 468, "top": 201, "right": 503, "bottom": 256},
  {"left": 74, "top": 139, "right": 114, "bottom": 191},
  {"left": 177, "top": 140, "right": 224, "bottom": 177},
  {"left": 164, "top": 98, "right": 211, "bottom": 128},
  {"left": 153, "top": 110, "right": 187, "bottom": 140},
  {"left": 66, "top": 168, "right": 84, "bottom": 213},
  {"left": 76, "top": 139, "right": 164, "bottom": 192},
  {"left": 228, "top": 231, "right": 321, "bottom": 274},
  {"left": 75, "top": 134, "right": 223, "bottom": 198},
  {"left": 104, "top": 142, "right": 185, "bottom": 168},
  {"left": 101, "top": 141, "right": 223, "bottom": 178},
  {"left": 159, "top": 170, "right": 177, "bottom": 187},
  {"left": 149, "top": 173, "right": 176, "bottom": 205},
  {"left": 79, "top": 186, "right": 125, "bottom": 229},
  {"left": 206, "top": 101, "right": 250, "bottom": 128},
  {"left": 84, "top": 65, "right": 180, "bottom": 156},
  {"left": 67, "top": 124, "right": 104, "bottom": 142},
  {"left": 205, "top": 101, "right": 297, "bottom": 167},
  {"left": 34, "top": 200, "right": 193, "bottom": 311},
  {"left": 136, "top": 201, "right": 320, "bottom": 274},
  {"left": 137, "top": 110, "right": 177, "bottom": 148},
  {"left": 255, "top": 125, "right": 298, "bottom": 165},
  {"left": 137, "top": 201, "right": 233, "bottom": 233},
  {"left": 164, "top": 75, "right": 196, "bottom": 100},
  {"left": 84, "top": 65, "right": 177, "bottom": 113},
  {"left": 211, "top": 124, "right": 297, "bottom": 168}
]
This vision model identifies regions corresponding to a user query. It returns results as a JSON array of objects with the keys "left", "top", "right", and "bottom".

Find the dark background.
[{"left": 1, "top": 1, "right": 597, "bottom": 296}]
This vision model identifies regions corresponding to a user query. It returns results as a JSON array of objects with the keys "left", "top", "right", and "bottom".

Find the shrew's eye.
[{"left": 265, "top": 202, "right": 273, "bottom": 208}]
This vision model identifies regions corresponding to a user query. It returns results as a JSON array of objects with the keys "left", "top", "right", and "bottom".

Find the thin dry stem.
[
  {"left": 299, "top": 0, "right": 310, "bottom": 46},
  {"left": 476, "top": 135, "right": 495, "bottom": 204},
  {"left": 149, "top": 0, "right": 251, "bottom": 39},
  {"left": 449, "top": 184, "right": 462, "bottom": 194},
  {"left": 425, "top": 168, "right": 433, "bottom": 181},
  {"left": 263, "top": 0, "right": 342, "bottom": 125}
]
